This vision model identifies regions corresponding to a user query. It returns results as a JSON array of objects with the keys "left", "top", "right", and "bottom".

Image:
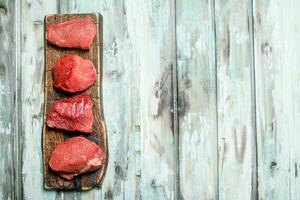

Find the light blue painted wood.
[
  {"left": 254, "top": 0, "right": 300, "bottom": 199},
  {"left": 215, "top": 0, "right": 256, "bottom": 199},
  {"left": 128, "top": 1, "right": 177, "bottom": 199},
  {"left": 0, "top": 0, "right": 17, "bottom": 199},
  {"left": 176, "top": 0, "right": 218, "bottom": 199},
  {"left": 21, "top": 1, "right": 58, "bottom": 199},
  {"left": 13, "top": 0, "right": 22, "bottom": 198}
]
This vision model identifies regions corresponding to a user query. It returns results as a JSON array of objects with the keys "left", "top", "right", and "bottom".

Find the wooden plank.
[
  {"left": 176, "top": 0, "right": 218, "bottom": 199},
  {"left": 133, "top": 1, "right": 177, "bottom": 199},
  {"left": 0, "top": 0, "right": 16, "bottom": 199},
  {"left": 215, "top": 0, "right": 257, "bottom": 199},
  {"left": 253, "top": 0, "right": 300, "bottom": 199},
  {"left": 43, "top": 13, "right": 108, "bottom": 191},
  {"left": 171, "top": 0, "right": 179, "bottom": 197},
  {"left": 13, "top": 0, "right": 22, "bottom": 198},
  {"left": 21, "top": 1, "right": 59, "bottom": 199}
]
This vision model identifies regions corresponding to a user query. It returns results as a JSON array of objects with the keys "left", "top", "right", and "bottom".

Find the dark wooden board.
[{"left": 43, "top": 13, "right": 108, "bottom": 190}]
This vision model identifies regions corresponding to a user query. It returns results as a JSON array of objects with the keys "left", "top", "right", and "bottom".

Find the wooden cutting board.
[{"left": 43, "top": 13, "right": 108, "bottom": 190}]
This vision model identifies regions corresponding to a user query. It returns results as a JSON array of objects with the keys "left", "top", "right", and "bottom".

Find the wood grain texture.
[
  {"left": 215, "top": 0, "right": 257, "bottom": 199},
  {"left": 43, "top": 13, "right": 108, "bottom": 191},
  {"left": 253, "top": 0, "right": 300, "bottom": 199},
  {"left": 13, "top": 0, "right": 22, "bottom": 198},
  {"left": 176, "top": 0, "right": 218, "bottom": 199},
  {"left": 21, "top": 1, "right": 58, "bottom": 199},
  {"left": 0, "top": 0, "right": 16, "bottom": 199},
  {"left": 135, "top": 1, "right": 177, "bottom": 199}
]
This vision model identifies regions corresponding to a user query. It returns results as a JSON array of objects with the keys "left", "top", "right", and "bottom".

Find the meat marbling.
[
  {"left": 46, "top": 94, "right": 93, "bottom": 133},
  {"left": 49, "top": 136, "right": 105, "bottom": 180},
  {"left": 46, "top": 17, "right": 96, "bottom": 50},
  {"left": 53, "top": 55, "right": 96, "bottom": 93}
]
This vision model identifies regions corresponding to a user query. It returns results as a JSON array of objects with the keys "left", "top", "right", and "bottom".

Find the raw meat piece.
[
  {"left": 46, "top": 17, "right": 96, "bottom": 50},
  {"left": 49, "top": 136, "right": 105, "bottom": 180},
  {"left": 53, "top": 55, "right": 96, "bottom": 93},
  {"left": 46, "top": 94, "right": 93, "bottom": 133}
]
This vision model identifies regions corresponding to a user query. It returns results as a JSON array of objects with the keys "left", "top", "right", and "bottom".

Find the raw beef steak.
[
  {"left": 46, "top": 94, "right": 93, "bottom": 133},
  {"left": 53, "top": 55, "right": 96, "bottom": 93},
  {"left": 49, "top": 136, "right": 105, "bottom": 180},
  {"left": 46, "top": 17, "right": 96, "bottom": 50}
]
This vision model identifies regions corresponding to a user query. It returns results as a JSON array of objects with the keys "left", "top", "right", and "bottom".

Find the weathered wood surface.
[
  {"left": 2, "top": 0, "right": 300, "bottom": 199},
  {"left": 176, "top": 0, "right": 218, "bottom": 199},
  {"left": 136, "top": 1, "right": 177, "bottom": 199},
  {"left": 253, "top": 0, "right": 300, "bottom": 199},
  {"left": 215, "top": 0, "right": 257, "bottom": 199},
  {"left": 21, "top": 1, "right": 58, "bottom": 200},
  {"left": 43, "top": 13, "right": 108, "bottom": 191},
  {"left": 0, "top": 0, "right": 17, "bottom": 199}
]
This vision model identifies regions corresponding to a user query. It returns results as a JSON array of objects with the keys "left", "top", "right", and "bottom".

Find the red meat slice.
[
  {"left": 53, "top": 55, "right": 96, "bottom": 93},
  {"left": 49, "top": 136, "right": 105, "bottom": 180},
  {"left": 46, "top": 17, "right": 96, "bottom": 50},
  {"left": 46, "top": 94, "right": 93, "bottom": 133}
]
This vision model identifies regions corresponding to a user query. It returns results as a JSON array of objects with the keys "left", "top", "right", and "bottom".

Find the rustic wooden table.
[{"left": 0, "top": 0, "right": 299, "bottom": 199}]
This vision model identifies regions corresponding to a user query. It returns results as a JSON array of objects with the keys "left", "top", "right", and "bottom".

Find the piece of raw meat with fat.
[
  {"left": 46, "top": 94, "right": 93, "bottom": 133},
  {"left": 49, "top": 136, "right": 105, "bottom": 180},
  {"left": 46, "top": 17, "right": 96, "bottom": 50},
  {"left": 53, "top": 55, "right": 96, "bottom": 93}
]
